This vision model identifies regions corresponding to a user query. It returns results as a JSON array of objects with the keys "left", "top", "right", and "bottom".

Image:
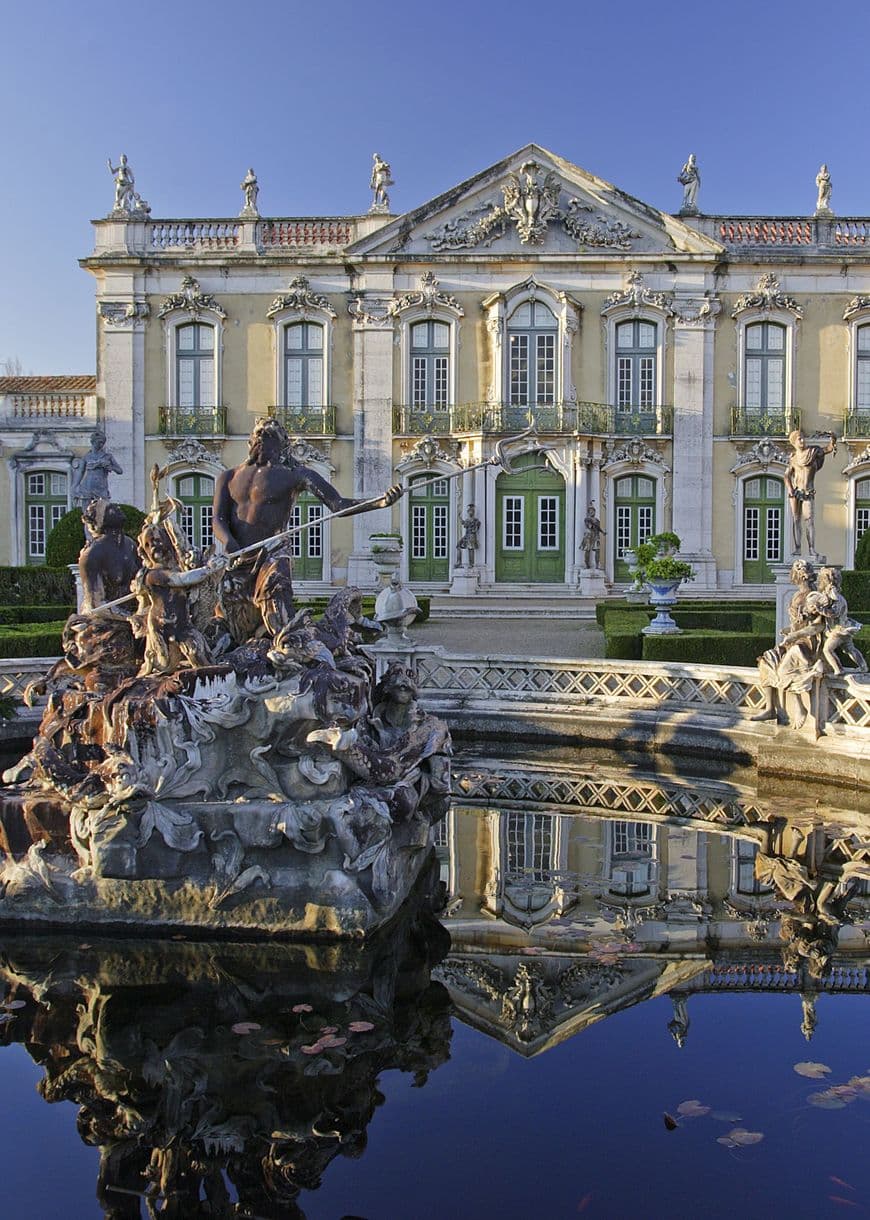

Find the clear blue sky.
[{"left": 0, "top": 0, "right": 862, "bottom": 374}]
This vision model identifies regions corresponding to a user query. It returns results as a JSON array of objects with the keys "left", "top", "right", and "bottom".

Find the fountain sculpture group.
[{"left": 0, "top": 420, "right": 451, "bottom": 936}]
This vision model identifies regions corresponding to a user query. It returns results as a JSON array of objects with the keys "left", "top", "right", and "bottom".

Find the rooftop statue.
[
  {"left": 369, "top": 152, "right": 394, "bottom": 213},
  {"left": 71, "top": 431, "right": 123, "bottom": 506},
  {"left": 677, "top": 153, "right": 700, "bottom": 215},
  {"left": 239, "top": 166, "right": 259, "bottom": 217},
  {"left": 107, "top": 153, "right": 150, "bottom": 218},
  {"left": 815, "top": 163, "right": 833, "bottom": 215}
]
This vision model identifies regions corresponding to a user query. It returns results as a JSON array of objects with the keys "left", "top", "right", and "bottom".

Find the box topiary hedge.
[
  {"left": 0, "top": 622, "right": 67, "bottom": 658},
  {"left": 602, "top": 610, "right": 649, "bottom": 660},
  {"left": 854, "top": 529, "right": 870, "bottom": 571},
  {"left": 46, "top": 505, "right": 146, "bottom": 568},
  {"left": 0, "top": 567, "right": 75, "bottom": 605},
  {"left": 641, "top": 631, "right": 774, "bottom": 667},
  {"left": 841, "top": 571, "right": 870, "bottom": 612},
  {"left": 0, "top": 605, "right": 75, "bottom": 625}
]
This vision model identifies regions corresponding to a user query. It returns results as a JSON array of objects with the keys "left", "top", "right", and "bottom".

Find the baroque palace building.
[{"left": 4, "top": 143, "right": 870, "bottom": 592}]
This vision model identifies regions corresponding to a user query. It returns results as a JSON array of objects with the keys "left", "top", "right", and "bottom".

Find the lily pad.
[
  {"left": 729, "top": 1129, "right": 764, "bottom": 1146},
  {"left": 319, "top": 1035, "right": 347, "bottom": 1048},
  {"left": 291, "top": 1004, "right": 313, "bottom": 1014},
  {"left": 710, "top": 1111, "right": 743, "bottom": 1124},
  {"left": 348, "top": 1021, "right": 375, "bottom": 1033},
  {"left": 808, "top": 1092, "right": 847, "bottom": 1110},
  {"left": 231, "top": 1022, "right": 261, "bottom": 1035},
  {"left": 677, "top": 1100, "right": 711, "bottom": 1118},
  {"left": 794, "top": 1061, "right": 832, "bottom": 1079},
  {"left": 300, "top": 1043, "right": 323, "bottom": 1055}
]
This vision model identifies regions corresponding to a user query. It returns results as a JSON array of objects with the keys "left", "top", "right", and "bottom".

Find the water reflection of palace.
[{"left": 433, "top": 759, "right": 870, "bottom": 1055}]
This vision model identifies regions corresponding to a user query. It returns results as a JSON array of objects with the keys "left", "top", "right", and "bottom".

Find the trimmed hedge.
[
  {"left": 855, "top": 529, "right": 870, "bottom": 571},
  {"left": 841, "top": 571, "right": 870, "bottom": 612},
  {"left": 0, "top": 567, "right": 74, "bottom": 605},
  {"left": 46, "top": 505, "right": 146, "bottom": 568},
  {"left": 595, "top": 598, "right": 774, "bottom": 627},
  {"left": 602, "top": 610, "right": 649, "bottom": 660},
  {"left": 0, "top": 622, "right": 67, "bottom": 658},
  {"left": 641, "top": 631, "right": 774, "bottom": 667},
  {"left": 0, "top": 604, "right": 75, "bottom": 625}
]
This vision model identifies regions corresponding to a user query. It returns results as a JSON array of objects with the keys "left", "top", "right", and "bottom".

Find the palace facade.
[{"left": 5, "top": 143, "right": 870, "bottom": 593}]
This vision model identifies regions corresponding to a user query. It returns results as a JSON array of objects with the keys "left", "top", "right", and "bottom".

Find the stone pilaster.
[
  {"left": 671, "top": 298, "right": 719, "bottom": 590},
  {"left": 97, "top": 282, "right": 148, "bottom": 510}
]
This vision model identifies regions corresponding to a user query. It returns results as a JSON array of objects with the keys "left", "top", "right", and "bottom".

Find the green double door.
[
  {"left": 743, "top": 476, "right": 784, "bottom": 583},
  {"left": 613, "top": 474, "right": 656, "bottom": 582},
  {"left": 495, "top": 455, "right": 565, "bottom": 583},
  {"left": 409, "top": 476, "right": 450, "bottom": 582}
]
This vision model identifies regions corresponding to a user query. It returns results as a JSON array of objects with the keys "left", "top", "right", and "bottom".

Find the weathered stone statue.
[
  {"left": 456, "top": 504, "right": 481, "bottom": 568},
  {"left": 369, "top": 152, "right": 394, "bottom": 213},
  {"left": 815, "top": 565, "right": 867, "bottom": 673},
  {"left": 677, "top": 153, "right": 700, "bottom": 214},
  {"left": 239, "top": 166, "right": 259, "bottom": 217},
  {"left": 815, "top": 163, "right": 833, "bottom": 215},
  {"left": 71, "top": 431, "right": 123, "bottom": 506},
  {"left": 78, "top": 499, "right": 138, "bottom": 613},
  {"left": 785, "top": 429, "right": 836, "bottom": 557},
  {"left": 0, "top": 432, "right": 448, "bottom": 938},
  {"left": 107, "top": 154, "right": 149, "bottom": 217},
  {"left": 580, "top": 503, "right": 604, "bottom": 570},
  {"left": 213, "top": 418, "right": 402, "bottom": 642}
]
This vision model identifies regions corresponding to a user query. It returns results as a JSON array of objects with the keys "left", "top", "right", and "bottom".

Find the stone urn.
[
  {"left": 369, "top": 533, "right": 403, "bottom": 587},
  {"left": 642, "top": 577, "right": 684, "bottom": 635}
]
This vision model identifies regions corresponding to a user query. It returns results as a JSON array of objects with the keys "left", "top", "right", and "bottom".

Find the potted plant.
[
  {"left": 642, "top": 554, "right": 695, "bottom": 635},
  {"left": 627, "top": 540, "right": 657, "bottom": 599},
  {"left": 649, "top": 530, "right": 681, "bottom": 556}
]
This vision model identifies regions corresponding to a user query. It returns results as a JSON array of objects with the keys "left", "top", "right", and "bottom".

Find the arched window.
[
  {"left": 409, "top": 321, "right": 450, "bottom": 410},
  {"left": 856, "top": 477, "right": 870, "bottom": 558},
  {"left": 507, "top": 301, "right": 557, "bottom": 409},
  {"left": 613, "top": 473, "right": 656, "bottom": 581},
  {"left": 742, "top": 475, "right": 784, "bottom": 583},
  {"left": 174, "top": 473, "right": 215, "bottom": 553},
  {"left": 25, "top": 470, "right": 68, "bottom": 564},
  {"left": 856, "top": 325, "right": 870, "bottom": 422},
  {"left": 615, "top": 319, "right": 657, "bottom": 413},
  {"left": 283, "top": 322, "right": 324, "bottom": 408},
  {"left": 176, "top": 323, "right": 216, "bottom": 410}
]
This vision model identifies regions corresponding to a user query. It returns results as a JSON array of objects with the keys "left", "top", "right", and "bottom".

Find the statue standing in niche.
[
  {"left": 785, "top": 428, "right": 837, "bottom": 557},
  {"left": 815, "top": 164, "right": 833, "bottom": 215},
  {"left": 677, "top": 153, "right": 700, "bottom": 214},
  {"left": 370, "top": 153, "right": 394, "bottom": 213},
  {"left": 580, "top": 503, "right": 604, "bottom": 570},
  {"left": 456, "top": 504, "right": 480, "bottom": 568},
  {"left": 213, "top": 418, "right": 402, "bottom": 641},
  {"left": 78, "top": 500, "right": 138, "bottom": 613},
  {"left": 240, "top": 167, "right": 259, "bottom": 217},
  {"left": 72, "top": 432, "right": 123, "bottom": 506}
]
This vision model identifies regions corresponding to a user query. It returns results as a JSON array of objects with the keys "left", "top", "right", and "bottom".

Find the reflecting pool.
[{"left": 0, "top": 747, "right": 867, "bottom": 1218}]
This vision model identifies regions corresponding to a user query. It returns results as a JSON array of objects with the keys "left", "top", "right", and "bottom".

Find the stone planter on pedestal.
[
  {"left": 642, "top": 578, "right": 684, "bottom": 635},
  {"left": 369, "top": 533, "right": 403, "bottom": 588}
]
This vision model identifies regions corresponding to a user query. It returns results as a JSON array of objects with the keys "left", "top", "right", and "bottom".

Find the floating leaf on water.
[
  {"left": 231, "top": 1022, "right": 261, "bottom": 1036},
  {"left": 829, "top": 1198, "right": 859, "bottom": 1209},
  {"left": 2, "top": 1001, "right": 26, "bottom": 1011},
  {"left": 291, "top": 1003, "right": 313, "bottom": 1014},
  {"left": 717, "top": 1136, "right": 737, "bottom": 1147},
  {"left": 808, "top": 1092, "right": 848, "bottom": 1110},
  {"left": 847, "top": 1076, "right": 870, "bottom": 1098},
  {"left": 319, "top": 1035, "right": 347, "bottom": 1048},
  {"left": 348, "top": 1021, "right": 375, "bottom": 1033},
  {"left": 830, "top": 1177, "right": 855, "bottom": 1191},
  {"left": 677, "top": 1100, "right": 711, "bottom": 1118},
  {"left": 300, "top": 1044, "right": 322, "bottom": 1055},
  {"left": 729, "top": 1129, "right": 764, "bottom": 1146},
  {"left": 663, "top": 1113, "right": 678, "bottom": 1131},
  {"left": 710, "top": 1111, "right": 743, "bottom": 1124},
  {"left": 77, "top": 944, "right": 92, "bottom": 950},
  {"left": 794, "top": 1061, "right": 833, "bottom": 1079},
  {"left": 319, "top": 1026, "right": 338, "bottom": 1035}
]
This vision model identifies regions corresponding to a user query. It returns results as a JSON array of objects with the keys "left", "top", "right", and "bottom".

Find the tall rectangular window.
[
  {"left": 538, "top": 496, "right": 558, "bottom": 550},
  {"left": 503, "top": 496, "right": 524, "bottom": 549},
  {"left": 409, "top": 321, "right": 450, "bottom": 409},
  {"left": 615, "top": 320, "right": 657, "bottom": 411}
]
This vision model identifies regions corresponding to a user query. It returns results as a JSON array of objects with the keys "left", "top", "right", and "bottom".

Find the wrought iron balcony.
[
  {"left": 843, "top": 408, "right": 870, "bottom": 439},
  {"left": 392, "top": 402, "right": 673, "bottom": 437},
  {"left": 601, "top": 403, "right": 674, "bottom": 437},
  {"left": 158, "top": 405, "right": 227, "bottom": 436},
  {"left": 267, "top": 405, "right": 336, "bottom": 435},
  {"left": 729, "top": 406, "right": 801, "bottom": 438}
]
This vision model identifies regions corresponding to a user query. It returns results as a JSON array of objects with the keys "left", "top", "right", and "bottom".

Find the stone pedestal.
[
  {"left": 771, "top": 562, "right": 795, "bottom": 638},
  {"left": 450, "top": 569, "right": 480, "bottom": 596},
  {"left": 577, "top": 569, "right": 607, "bottom": 598}
]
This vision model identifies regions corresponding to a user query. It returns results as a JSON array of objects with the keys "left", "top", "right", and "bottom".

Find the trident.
[{"left": 81, "top": 427, "right": 544, "bottom": 617}]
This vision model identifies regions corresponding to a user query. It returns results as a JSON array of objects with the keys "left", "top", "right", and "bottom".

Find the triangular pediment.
[{"left": 349, "top": 144, "right": 723, "bottom": 259}]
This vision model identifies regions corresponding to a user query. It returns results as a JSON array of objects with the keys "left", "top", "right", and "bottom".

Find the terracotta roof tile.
[{"left": 0, "top": 375, "right": 96, "bottom": 393}]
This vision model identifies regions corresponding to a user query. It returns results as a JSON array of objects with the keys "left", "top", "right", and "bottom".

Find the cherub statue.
[{"left": 815, "top": 566, "right": 867, "bottom": 674}]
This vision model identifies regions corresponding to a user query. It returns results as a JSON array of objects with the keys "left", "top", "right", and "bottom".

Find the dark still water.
[{"left": 0, "top": 751, "right": 867, "bottom": 1219}]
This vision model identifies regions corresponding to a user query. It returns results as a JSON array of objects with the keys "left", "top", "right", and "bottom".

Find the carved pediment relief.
[
  {"left": 158, "top": 276, "right": 226, "bottom": 320},
  {"left": 267, "top": 275, "right": 337, "bottom": 320},
  {"left": 731, "top": 274, "right": 803, "bottom": 319},
  {"left": 347, "top": 145, "right": 724, "bottom": 259}
]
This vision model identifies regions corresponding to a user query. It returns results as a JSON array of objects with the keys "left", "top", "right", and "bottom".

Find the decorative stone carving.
[
  {"left": 239, "top": 166, "right": 259, "bottom": 217},
  {"left": 370, "top": 152, "right": 394, "bottom": 213},
  {"left": 71, "top": 431, "right": 123, "bottom": 506},
  {"left": 602, "top": 270, "right": 674, "bottom": 315},
  {"left": 731, "top": 273, "right": 803, "bottom": 319},
  {"left": 677, "top": 153, "right": 700, "bottom": 215},
  {"left": 267, "top": 275, "right": 336, "bottom": 320},
  {"left": 98, "top": 300, "right": 150, "bottom": 327},
  {"left": 562, "top": 199, "right": 639, "bottom": 249},
  {"left": 347, "top": 294, "right": 393, "bottom": 327},
  {"left": 388, "top": 271, "right": 464, "bottom": 319},
  {"left": 673, "top": 294, "right": 721, "bottom": 326},
  {"left": 106, "top": 154, "right": 150, "bottom": 218},
  {"left": 284, "top": 436, "right": 331, "bottom": 467},
  {"left": 843, "top": 443, "right": 870, "bottom": 474},
  {"left": 730, "top": 438, "right": 789, "bottom": 474},
  {"left": 502, "top": 160, "right": 562, "bottom": 244},
  {"left": 602, "top": 436, "right": 667, "bottom": 469},
  {"left": 163, "top": 436, "right": 224, "bottom": 466},
  {"left": 396, "top": 435, "right": 460, "bottom": 470},
  {"left": 815, "top": 163, "right": 833, "bottom": 216},
  {"left": 425, "top": 201, "right": 508, "bottom": 251},
  {"left": 158, "top": 276, "right": 227, "bottom": 320},
  {"left": 843, "top": 296, "right": 870, "bottom": 321}
]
